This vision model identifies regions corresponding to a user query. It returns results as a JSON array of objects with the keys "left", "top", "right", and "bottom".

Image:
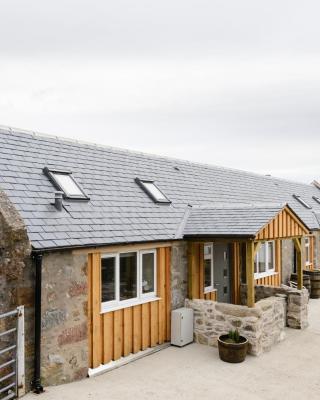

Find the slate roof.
[
  {"left": 183, "top": 204, "right": 286, "bottom": 237},
  {"left": 0, "top": 126, "right": 319, "bottom": 251}
]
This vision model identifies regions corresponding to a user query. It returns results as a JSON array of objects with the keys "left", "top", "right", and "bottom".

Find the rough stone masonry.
[
  {"left": 40, "top": 251, "right": 89, "bottom": 386},
  {"left": 0, "top": 190, "right": 33, "bottom": 390},
  {"left": 240, "top": 283, "right": 309, "bottom": 329},
  {"left": 186, "top": 297, "right": 286, "bottom": 356}
]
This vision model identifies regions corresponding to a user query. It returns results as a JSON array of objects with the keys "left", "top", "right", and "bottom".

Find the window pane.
[
  {"left": 259, "top": 244, "right": 266, "bottom": 273},
  {"left": 120, "top": 252, "right": 137, "bottom": 301},
  {"left": 53, "top": 173, "right": 83, "bottom": 196},
  {"left": 268, "top": 242, "right": 274, "bottom": 270},
  {"left": 143, "top": 182, "right": 167, "bottom": 201},
  {"left": 204, "top": 259, "right": 212, "bottom": 288},
  {"left": 204, "top": 245, "right": 212, "bottom": 257},
  {"left": 101, "top": 257, "right": 116, "bottom": 302},
  {"left": 305, "top": 238, "right": 310, "bottom": 263},
  {"left": 142, "top": 253, "right": 155, "bottom": 294},
  {"left": 254, "top": 253, "right": 258, "bottom": 274}
]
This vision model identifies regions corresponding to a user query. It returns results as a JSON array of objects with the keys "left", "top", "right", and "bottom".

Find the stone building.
[{"left": 0, "top": 126, "right": 320, "bottom": 394}]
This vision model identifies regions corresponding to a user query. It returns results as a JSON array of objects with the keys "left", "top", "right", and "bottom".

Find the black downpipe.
[{"left": 32, "top": 253, "right": 44, "bottom": 394}]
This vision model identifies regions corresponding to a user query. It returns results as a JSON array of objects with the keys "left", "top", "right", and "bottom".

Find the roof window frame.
[
  {"left": 135, "top": 178, "right": 171, "bottom": 204},
  {"left": 312, "top": 196, "right": 320, "bottom": 205},
  {"left": 293, "top": 194, "right": 312, "bottom": 209},
  {"left": 43, "top": 167, "right": 89, "bottom": 200}
]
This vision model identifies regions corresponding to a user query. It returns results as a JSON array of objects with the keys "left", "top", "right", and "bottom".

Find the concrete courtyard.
[{"left": 26, "top": 299, "right": 320, "bottom": 400}]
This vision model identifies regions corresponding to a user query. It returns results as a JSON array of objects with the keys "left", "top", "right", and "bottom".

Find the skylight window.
[
  {"left": 135, "top": 178, "right": 171, "bottom": 204},
  {"left": 43, "top": 167, "right": 89, "bottom": 200},
  {"left": 313, "top": 196, "right": 320, "bottom": 205},
  {"left": 293, "top": 194, "right": 312, "bottom": 209}
]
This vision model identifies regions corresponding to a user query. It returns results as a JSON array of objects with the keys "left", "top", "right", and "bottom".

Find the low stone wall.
[
  {"left": 186, "top": 297, "right": 286, "bottom": 356},
  {"left": 240, "top": 284, "right": 309, "bottom": 329}
]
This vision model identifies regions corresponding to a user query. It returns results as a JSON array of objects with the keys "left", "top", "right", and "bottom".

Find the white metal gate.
[{"left": 0, "top": 307, "right": 25, "bottom": 400}]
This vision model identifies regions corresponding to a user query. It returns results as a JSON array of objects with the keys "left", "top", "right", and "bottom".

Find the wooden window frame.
[
  {"left": 101, "top": 253, "right": 119, "bottom": 308},
  {"left": 204, "top": 243, "right": 214, "bottom": 293},
  {"left": 101, "top": 249, "right": 158, "bottom": 313},
  {"left": 140, "top": 249, "right": 157, "bottom": 300},
  {"left": 254, "top": 241, "right": 276, "bottom": 279}
]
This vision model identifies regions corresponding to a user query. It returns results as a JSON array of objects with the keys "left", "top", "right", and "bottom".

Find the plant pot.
[{"left": 218, "top": 334, "right": 248, "bottom": 363}]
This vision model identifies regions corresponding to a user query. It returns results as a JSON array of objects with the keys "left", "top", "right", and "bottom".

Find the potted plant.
[{"left": 218, "top": 329, "right": 248, "bottom": 363}]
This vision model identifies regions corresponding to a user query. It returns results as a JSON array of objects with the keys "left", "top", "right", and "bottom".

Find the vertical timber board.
[
  {"left": 133, "top": 305, "right": 142, "bottom": 353},
  {"left": 113, "top": 309, "right": 124, "bottom": 360},
  {"left": 157, "top": 247, "right": 166, "bottom": 344},
  {"left": 92, "top": 253, "right": 102, "bottom": 368},
  {"left": 279, "top": 211, "right": 283, "bottom": 237},
  {"left": 288, "top": 214, "right": 292, "bottom": 235},
  {"left": 150, "top": 301, "right": 159, "bottom": 347},
  {"left": 274, "top": 216, "right": 279, "bottom": 237},
  {"left": 199, "top": 243, "right": 204, "bottom": 299},
  {"left": 123, "top": 307, "right": 133, "bottom": 357},
  {"left": 188, "top": 242, "right": 200, "bottom": 299},
  {"left": 103, "top": 312, "right": 114, "bottom": 363},
  {"left": 165, "top": 247, "right": 171, "bottom": 341},
  {"left": 246, "top": 241, "right": 255, "bottom": 307},
  {"left": 87, "top": 254, "right": 93, "bottom": 368},
  {"left": 141, "top": 302, "right": 151, "bottom": 350}
]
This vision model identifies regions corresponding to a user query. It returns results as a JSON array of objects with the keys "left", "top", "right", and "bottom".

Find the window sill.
[
  {"left": 204, "top": 288, "right": 217, "bottom": 294},
  {"left": 254, "top": 271, "right": 278, "bottom": 280},
  {"left": 101, "top": 296, "right": 161, "bottom": 314}
]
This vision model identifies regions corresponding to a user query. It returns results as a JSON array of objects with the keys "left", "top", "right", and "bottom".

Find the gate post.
[{"left": 17, "top": 306, "right": 25, "bottom": 397}]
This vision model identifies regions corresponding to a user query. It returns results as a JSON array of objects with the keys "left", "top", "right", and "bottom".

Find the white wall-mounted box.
[{"left": 171, "top": 307, "right": 194, "bottom": 347}]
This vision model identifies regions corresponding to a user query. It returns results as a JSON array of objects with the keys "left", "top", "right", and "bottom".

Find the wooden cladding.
[
  {"left": 88, "top": 247, "right": 171, "bottom": 369},
  {"left": 188, "top": 242, "right": 217, "bottom": 301},
  {"left": 256, "top": 207, "right": 309, "bottom": 240}
]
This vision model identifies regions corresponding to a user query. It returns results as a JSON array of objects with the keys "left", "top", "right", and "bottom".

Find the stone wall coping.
[{"left": 215, "top": 302, "right": 262, "bottom": 318}]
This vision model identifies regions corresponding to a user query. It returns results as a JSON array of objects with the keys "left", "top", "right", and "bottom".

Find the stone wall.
[
  {"left": 240, "top": 283, "right": 309, "bottom": 329},
  {"left": 0, "top": 190, "right": 33, "bottom": 391},
  {"left": 186, "top": 297, "right": 286, "bottom": 356},
  {"left": 171, "top": 241, "right": 188, "bottom": 310},
  {"left": 40, "top": 251, "right": 88, "bottom": 386},
  {"left": 281, "top": 239, "right": 294, "bottom": 284}
]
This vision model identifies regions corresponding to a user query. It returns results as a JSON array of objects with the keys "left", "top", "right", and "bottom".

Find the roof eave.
[{"left": 183, "top": 233, "right": 255, "bottom": 239}]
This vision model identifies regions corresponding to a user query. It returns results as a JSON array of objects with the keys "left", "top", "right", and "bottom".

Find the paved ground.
[{"left": 26, "top": 299, "right": 320, "bottom": 400}]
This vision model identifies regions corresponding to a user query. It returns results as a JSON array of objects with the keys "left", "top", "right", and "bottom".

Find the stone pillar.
[
  {"left": 171, "top": 241, "right": 188, "bottom": 310},
  {"left": 287, "top": 290, "right": 309, "bottom": 329}
]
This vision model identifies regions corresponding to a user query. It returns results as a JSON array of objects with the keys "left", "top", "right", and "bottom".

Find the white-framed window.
[
  {"left": 305, "top": 237, "right": 311, "bottom": 266},
  {"left": 101, "top": 249, "right": 157, "bottom": 312},
  {"left": 254, "top": 241, "right": 276, "bottom": 279},
  {"left": 204, "top": 243, "right": 214, "bottom": 293}
]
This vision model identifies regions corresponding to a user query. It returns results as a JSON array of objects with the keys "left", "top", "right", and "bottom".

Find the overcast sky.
[{"left": 1, "top": 1, "right": 319, "bottom": 183}]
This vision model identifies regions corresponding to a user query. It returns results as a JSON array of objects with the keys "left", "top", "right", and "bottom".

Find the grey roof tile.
[{"left": 0, "top": 127, "right": 319, "bottom": 250}]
